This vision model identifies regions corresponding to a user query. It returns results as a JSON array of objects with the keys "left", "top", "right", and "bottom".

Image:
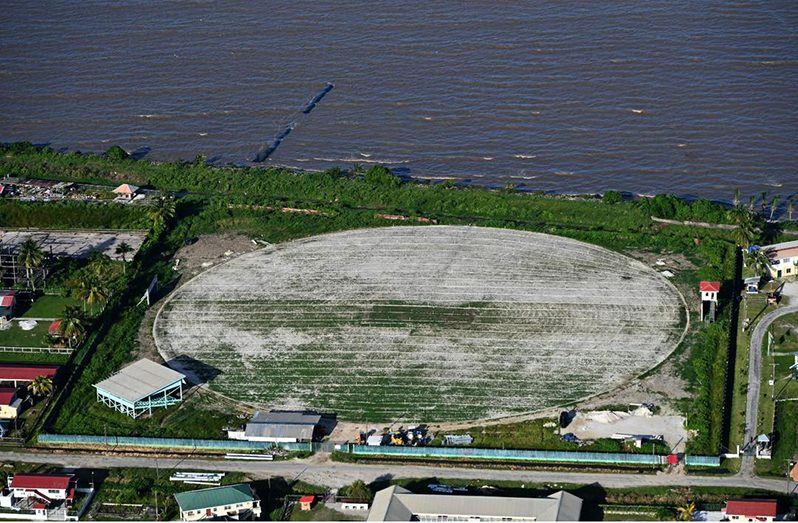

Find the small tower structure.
[{"left": 699, "top": 281, "right": 720, "bottom": 322}]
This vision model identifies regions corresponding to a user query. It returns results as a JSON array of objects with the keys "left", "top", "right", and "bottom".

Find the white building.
[
  {"left": 367, "top": 486, "right": 582, "bottom": 522},
  {"left": 228, "top": 411, "right": 320, "bottom": 443},
  {"left": 174, "top": 484, "right": 261, "bottom": 521}
]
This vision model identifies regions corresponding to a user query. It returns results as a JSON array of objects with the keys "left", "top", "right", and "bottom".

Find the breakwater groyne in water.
[{"left": 253, "top": 82, "right": 335, "bottom": 162}]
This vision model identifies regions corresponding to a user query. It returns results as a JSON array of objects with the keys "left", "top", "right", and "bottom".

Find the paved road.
[
  {"left": 741, "top": 304, "right": 798, "bottom": 476},
  {"left": 1, "top": 450, "right": 795, "bottom": 494}
]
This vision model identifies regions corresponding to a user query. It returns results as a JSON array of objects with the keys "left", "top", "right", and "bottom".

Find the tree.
[
  {"left": 676, "top": 501, "right": 696, "bottom": 521},
  {"left": 745, "top": 248, "right": 772, "bottom": 279},
  {"left": 27, "top": 376, "right": 53, "bottom": 397},
  {"left": 788, "top": 198, "right": 794, "bottom": 222},
  {"left": 58, "top": 305, "right": 85, "bottom": 349},
  {"left": 16, "top": 238, "right": 44, "bottom": 291},
  {"left": 115, "top": 242, "right": 134, "bottom": 273},
  {"left": 73, "top": 276, "right": 109, "bottom": 315},
  {"left": 732, "top": 188, "right": 741, "bottom": 207},
  {"left": 730, "top": 206, "right": 756, "bottom": 248},
  {"left": 341, "top": 480, "right": 373, "bottom": 502},
  {"left": 148, "top": 196, "right": 176, "bottom": 229},
  {"left": 769, "top": 196, "right": 779, "bottom": 221}
]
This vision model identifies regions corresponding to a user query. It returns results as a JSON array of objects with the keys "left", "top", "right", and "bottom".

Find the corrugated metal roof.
[
  {"left": 725, "top": 500, "right": 777, "bottom": 518},
  {"left": 367, "top": 486, "right": 582, "bottom": 521},
  {"left": 0, "top": 364, "right": 59, "bottom": 381},
  {"left": 250, "top": 411, "right": 321, "bottom": 425},
  {"left": 244, "top": 422, "right": 314, "bottom": 441},
  {"left": 10, "top": 474, "right": 73, "bottom": 491},
  {"left": 94, "top": 358, "right": 185, "bottom": 403},
  {"left": 174, "top": 484, "right": 256, "bottom": 512}
]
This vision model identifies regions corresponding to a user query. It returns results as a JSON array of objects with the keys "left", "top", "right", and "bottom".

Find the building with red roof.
[
  {"left": 0, "top": 290, "right": 15, "bottom": 320},
  {"left": 723, "top": 499, "right": 778, "bottom": 522},
  {"left": 48, "top": 320, "right": 62, "bottom": 337},
  {"left": 8, "top": 473, "right": 76, "bottom": 507},
  {"left": 299, "top": 495, "right": 315, "bottom": 511},
  {"left": 0, "top": 364, "right": 59, "bottom": 387},
  {"left": 700, "top": 281, "right": 721, "bottom": 322}
]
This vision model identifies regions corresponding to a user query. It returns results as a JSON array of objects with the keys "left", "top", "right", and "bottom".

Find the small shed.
[
  {"left": 113, "top": 183, "right": 140, "bottom": 200},
  {"left": 94, "top": 358, "right": 185, "bottom": 418},
  {"left": 744, "top": 276, "right": 760, "bottom": 294},
  {"left": 299, "top": 495, "right": 315, "bottom": 511},
  {"left": 239, "top": 411, "right": 322, "bottom": 443},
  {"left": 0, "top": 387, "right": 21, "bottom": 419},
  {"left": 0, "top": 291, "right": 16, "bottom": 320},
  {"left": 699, "top": 281, "right": 720, "bottom": 322}
]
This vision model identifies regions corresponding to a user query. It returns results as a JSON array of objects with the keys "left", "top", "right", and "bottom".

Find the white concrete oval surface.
[{"left": 154, "top": 226, "right": 685, "bottom": 422}]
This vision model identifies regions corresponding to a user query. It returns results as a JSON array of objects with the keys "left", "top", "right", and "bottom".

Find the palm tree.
[
  {"left": 745, "top": 248, "right": 772, "bottom": 279},
  {"left": 769, "top": 196, "right": 780, "bottom": 221},
  {"left": 148, "top": 196, "right": 176, "bottom": 229},
  {"left": 115, "top": 242, "right": 134, "bottom": 273},
  {"left": 27, "top": 376, "right": 53, "bottom": 397},
  {"left": 732, "top": 188, "right": 741, "bottom": 208},
  {"left": 73, "top": 276, "right": 109, "bottom": 315},
  {"left": 676, "top": 501, "right": 696, "bottom": 521},
  {"left": 16, "top": 239, "right": 44, "bottom": 291},
  {"left": 730, "top": 206, "right": 756, "bottom": 248},
  {"left": 58, "top": 306, "right": 85, "bottom": 349},
  {"left": 788, "top": 198, "right": 794, "bottom": 222}
]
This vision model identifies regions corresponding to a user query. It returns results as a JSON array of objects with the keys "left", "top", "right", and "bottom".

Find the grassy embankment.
[{"left": 0, "top": 143, "right": 765, "bottom": 452}]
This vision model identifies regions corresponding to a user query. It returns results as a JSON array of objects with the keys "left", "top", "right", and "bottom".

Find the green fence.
[
  {"left": 350, "top": 444, "right": 667, "bottom": 465},
  {"left": 684, "top": 455, "right": 722, "bottom": 467},
  {"left": 37, "top": 433, "right": 311, "bottom": 452}
]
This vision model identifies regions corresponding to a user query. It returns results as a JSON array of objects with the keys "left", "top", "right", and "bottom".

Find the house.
[
  {"left": 7, "top": 474, "right": 76, "bottom": 505},
  {"left": 299, "top": 495, "right": 315, "bottom": 511},
  {"left": 94, "top": 358, "right": 186, "bottom": 418},
  {"left": 0, "top": 291, "right": 16, "bottom": 320},
  {"left": 699, "top": 281, "right": 720, "bottom": 322},
  {"left": 112, "top": 183, "right": 140, "bottom": 200},
  {"left": 228, "top": 411, "right": 321, "bottom": 443},
  {"left": 367, "top": 486, "right": 582, "bottom": 521},
  {"left": 762, "top": 240, "right": 798, "bottom": 279},
  {"left": 722, "top": 499, "right": 777, "bottom": 522},
  {"left": 174, "top": 483, "right": 261, "bottom": 521},
  {"left": 0, "top": 388, "right": 23, "bottom": 420},
  {"left": 0, "top": 364, "right": 59, "bottom": 387}
]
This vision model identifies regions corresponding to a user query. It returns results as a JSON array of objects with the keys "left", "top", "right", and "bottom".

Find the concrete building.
[
  {"left": 0, "top": 388, "right": 22, "bottom": 420},
  {"left": 722, "top": 499, "right": 777, "bottom": 522},
  {"left": 94, "top": 358, "right": 185, "bottom": 418},
  {"left": 7, "top": 474, "right": 76, "bottom": 504},
  {"left": 228, "top": 411, "right": 321, "bottom": 443},
  {"left": 762, "top": 240, "right": 798, "bottom": 279},
  {"left": 367, "top": 486, "right": 582, "bottom": 522},
  {"left": 174, "top": 484, "right": 261, "bottom": 521}
]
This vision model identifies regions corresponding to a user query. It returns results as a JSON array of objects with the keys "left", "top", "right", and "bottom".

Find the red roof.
[
  {"left": 299, "top": 495, "right": 315, "bottom": 503},
  {"left": 725, "top": 500, "right": 777, "bottom": 518},
  {"left": 48, "top": 320, "right": 62, "bottom": 336},
  {"left": 0, "top": 293, "right": 14, "bottom": 308},
  {"left": 0, "top": 364, "right": 59, "bottom": 381},
  {"left": 0, "top": 387, "right": 16, "bottom": 406},
  {"left": 32, "top": 502, "right": 47, "bottom": 510},
  {"left": 10, "top": 474, "right": 73, "bottom": 491},
  {"left": 700, "top": 281, "right": 721, "bottom": 292},
  {"left": 0, "top": 184, "right": 5, "bottom": 195}
]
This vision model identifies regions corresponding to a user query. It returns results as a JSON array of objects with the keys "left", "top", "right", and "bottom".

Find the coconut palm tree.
[
  {"left": 73, "top": 276, "right": 109, "bottom": 315},
  {"left": 732, "top": 188, "right": 741, "bottom": 208},
  {"left": 27, "top": 376, "right": 53, "bottom": 397},
  {"left": 148, "top": 196, "right": 176, "bottom": 229},
  {"left": 16, "top": 238, "right": 44, "bottom": 291},
  {"left": 58, "top": 305, "right": 85, "bottom": 349},
  {"left": 115, "top": 242, "right": 134, "bottom": 273},
  {"left": 769, "top": 196, "right": 780, "bottom": 221},
  {"left": 745, "top": 248, "right": 772, "bottom": 279},
  {"left": 730, "top": 206, "right": 756, "bottom": 248},
  {"left": 788, "top": 198, "right": 794, "bottom": 222}
]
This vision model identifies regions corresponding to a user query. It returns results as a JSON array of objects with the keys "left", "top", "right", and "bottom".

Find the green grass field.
[
  {"left": 20, "top": 295, "right": 82, "bottom": 319},
  {"left": 0, "top": 322, "right": 51, "bottom": 348}
]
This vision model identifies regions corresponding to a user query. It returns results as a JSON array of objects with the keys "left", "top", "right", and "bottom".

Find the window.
[
  {"left": 788, "top": 268, "right": 792, "bottom": 274},
  {"left": 48, "top": 489, "right": 60, "bottom": 494},
  {"left": 225, "top": 506, "right": 231, "bottom": 510},
  {"left": 187, "top": 511, "right": 193, "bottom": 516}
]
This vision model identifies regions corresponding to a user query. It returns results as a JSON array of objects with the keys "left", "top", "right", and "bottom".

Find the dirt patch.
[{"left": 173, "top": 232, "right": 260, "bottom": 278}]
